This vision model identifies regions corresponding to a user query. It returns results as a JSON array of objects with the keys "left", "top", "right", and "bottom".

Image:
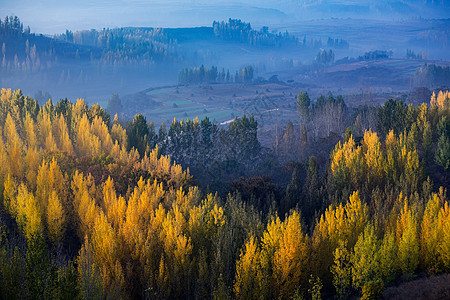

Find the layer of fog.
[
  {"left": 1, "top": 0, "right": 449, "bottom": 111},
  {"left": 2, "top": 0, "right": 449, "bottom": 35}
]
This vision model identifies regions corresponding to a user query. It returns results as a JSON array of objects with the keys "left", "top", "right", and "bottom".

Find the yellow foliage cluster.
[
  {"left": 71, "top": 171, "right": 199, "bottom": 297},
  {"left": 234, "top": 211, "right": 310, "bottom": 299},
  {"left": 0, "top": 89, "right": 196, "bottom": 297},
  {"left": 430, "top": 90, "right": 449, "bottom": 110},
  {"left": 331, "top": 128, "right": 421, "bottom": 193},
  {"left": 332, "top": 191, "right": 449, "bottom": 298},
  {"left": 0, "top": 89, "right": 448, "bottom": 299},
  {"left": 312, "top": 191, "right": 367, "bottom": 284}
]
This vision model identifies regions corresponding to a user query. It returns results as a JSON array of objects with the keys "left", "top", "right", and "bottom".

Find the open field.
[
  {"left": 126, "top": 83, "right": 298, "bottom": 127},
  {"left": 125, "top": 57, "right": 450, "bottom": 131}
]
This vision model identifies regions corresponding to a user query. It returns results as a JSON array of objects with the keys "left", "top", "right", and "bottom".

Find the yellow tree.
[
  {"left": 330, "top": 135, "right": 365, "bottom": 189},
  {"left": 36, "top": 158, "right": 66, "bottom": 237},
  {"left": 0, "top": 126, "right": 10, "bottom": 184},
  {"left": 259, "top": 211, "right": 309, "bottom": 299},
  {"left": 435, "top": 90, "right": 449, "bottom": 110},
  {"left": 397, "top": 199, "right": 419, "bottom": 275},
  {"left": 71, "top": 171, "right": 99, "bottom": 238},
  {"left": 362, "top": 129, "right": 385, "bottom": 184},
  {"left": 437, "top": 200, "right": 450, "bottom": 271},
  {"left": 3, "top": 174, "right": 15, "bottom": 213},
  {"left": 90, "top": 116, "right": 114, "bottom": 155},
  {"left": 351, "top": 224, "right": 382, "bottom": 298},
  {"left": 234, "top": 237, "right": 261, "bottom": 300},
  {"left": 345, "top": 191, "right": 368, "bottom": 248},
  {"left": 404, "top": 149, "right": 421, "bottom": 194},
  {"left": 258, "top": 215, "right": 282, "bottom": 299},
  {"left": 71, "top": 98, "right": 89, "bottom": 128},
  {"left": 53, "top": 114, "right": 74, "bottom": 154},
  {"left": 312, "top": 191, "right": 367, "bottom": 286},
  {"left": 430, "top": 91, "right": 437, "bottom": 108},
  {"left": 101, "top": 177, "right": 126, "bottom": 229},
  {"left": 46, "top": 190, "right": 66, "bottom": 244},
  {"left": 4, "top": 113, "right": 23, "bottom": 178},
  {"left": 0, "top": 88, "right": 14, "bottom": 124},
  {"left": 160, "top": 205, "right": 193, "bottom": 297},
  {"left": 417, "top": 103, "right": 428, "bottom": 132},
  {"left": 420, "top": 193, "right": 441, "bottom": 270},
  {"left": 377, "top": 231, "right": 397, "bottom": 283},
  {"left": 331, "top": 240, "right": 352, "bottom": 300},
  {"left": 39, "top": 110, "right": 57, "bottom": 152},
  {"left": 10, "top": 184, "right": 43, "bottom": 240},
  {"left": 111, "top": 114, "right": 128, "bottom": 149},
  {"left": 77, "top": 236, "right": 103, "bottom": 299},
  {"left": 312, "top": 203, "right": 347, "bottom": 285},
  {"left": 23, "top": 112, "right": 39, "bottom": 150},
  {"left": 22, "top": 113, "right": 40, "bottom": 187},
  {"left": 272, "top": 211, "right": 309, "bottom": 298},
  {"left": 385, "top": 130, "right": 398, "bottom": 182},
  {"left": 74, "top": 114, "right": 101, "bottom": 157},
  {"left": 24, "top": 146, "right": 40, "bottom": 189},
  {"left": 91, "top": 211, "right": 122, "bottom": 295},
  {"left": 331, "top": 139, "right": 352, "bottom": 186}
]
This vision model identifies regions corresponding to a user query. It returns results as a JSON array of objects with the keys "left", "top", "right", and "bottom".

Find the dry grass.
[{"left": 382, "top": 274, "right": 450, "bottom": 300}]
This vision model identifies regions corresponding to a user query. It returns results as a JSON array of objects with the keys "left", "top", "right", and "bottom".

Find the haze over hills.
[
  {"left": 2, "top": 0, "right": 449, "bottom": 34},
  {"left": 0, "top": 1, "right": 449, "bottom": 300},
  {"left": 1, "top": 1, "right": 449, "bottom": 119}
]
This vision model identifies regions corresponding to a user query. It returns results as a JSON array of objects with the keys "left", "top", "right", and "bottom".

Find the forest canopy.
[{"left": 0, "top": 88, "right": 448, "bottom": 299}]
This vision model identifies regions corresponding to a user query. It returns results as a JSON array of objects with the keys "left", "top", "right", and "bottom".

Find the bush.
[{"left": 361, "top": 279, "right": 383, "bottom": 300}]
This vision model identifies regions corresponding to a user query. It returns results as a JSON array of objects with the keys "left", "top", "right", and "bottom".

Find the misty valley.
[{"left": 0, "top": 4, "right": 449, "bottom": 299}]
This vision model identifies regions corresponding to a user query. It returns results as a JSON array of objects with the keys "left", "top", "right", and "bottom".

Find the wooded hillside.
[{"left": 0, "top": 88, "right": 448, "bottom": 299}]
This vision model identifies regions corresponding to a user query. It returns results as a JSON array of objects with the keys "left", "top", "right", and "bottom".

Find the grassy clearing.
[
  {"left": 146, "top": 88, "right": 174, "bottom": 96},
  {"left": 162, "top": 100, "right": 200, "bottom": 107}
]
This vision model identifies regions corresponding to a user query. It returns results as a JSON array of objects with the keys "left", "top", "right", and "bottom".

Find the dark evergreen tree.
[
  {"left": 304, "top": 156, "right": 320, "bottom": 218},
  {"left": 283, "top": 165, "right": 303, "bottom": 216},
  {"left": 127, "top": 113, "right": 149, "bottom": 155},
  {"left": 435, "top": 116, "right": 450, "bottom": 170},
  {"left": 297, "top": 92, "right": 311, "bottom": 121},
  {"left": 107, "top": 94, "right": 123, "bottom": 117}
]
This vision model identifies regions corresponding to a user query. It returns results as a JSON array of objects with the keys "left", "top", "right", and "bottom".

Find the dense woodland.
[
  {"left": 358, "top": 50, "right": 393, "bottom": 61},
  {"left": 56, "top": 27, "right": 179, "bottom": 65},
  {"left": 0, "top": 16, "right": 97, "bottom": 73},
  {"left": 0, "top": 15, "right": 178, "bottom": 73},
  {"left": 414, "top": 64, "right": 450, "bottom": 89},
  {"left": 126, "top": 111, "right": 263, "bottom": 195},
  {"left": 315, "top": 50, "right": 335, "bottom": 65},
  {"left": 178, "top": 65, "right": 254, "bottom": 84},
  {"left": 212, "top": 19, "right": 298, "bottom": 47},
  {"left": 212, "top": 19, "right": 342, "bottom": 50},
  {"left": 1, "top": 16, "right": 329, "bottom": 77},
  {"left": 0, "top": 87, "right": 448, "bottom": 299}
]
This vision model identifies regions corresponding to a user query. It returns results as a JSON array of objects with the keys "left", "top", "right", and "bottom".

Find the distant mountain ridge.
[
  {"left": 282, "top": 0, "right": 450, "bottom": 19},
  {"left": 1, "top": 0, "right": 448, "bottom": 35}
]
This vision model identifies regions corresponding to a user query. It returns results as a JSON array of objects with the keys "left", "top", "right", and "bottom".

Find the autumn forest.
[
  {"left": 1, "top": 2, "right": 450, "bottom": 298},
  {"left": 0, "top": 87, "right": 447, "bottom": 299}
]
